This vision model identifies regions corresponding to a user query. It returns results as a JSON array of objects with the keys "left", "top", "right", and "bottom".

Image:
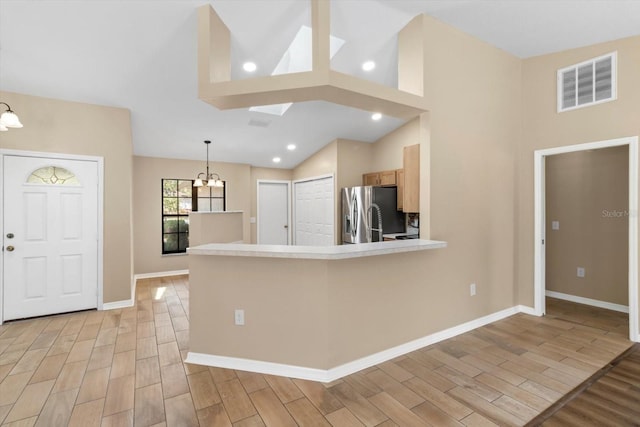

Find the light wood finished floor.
[{"left": 0, "top": 277, "right": 633, "bottom": 426}]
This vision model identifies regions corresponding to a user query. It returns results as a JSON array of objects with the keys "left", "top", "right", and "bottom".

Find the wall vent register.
[{"left": 557, "top": 51, "right": 616, "bottom": 112}]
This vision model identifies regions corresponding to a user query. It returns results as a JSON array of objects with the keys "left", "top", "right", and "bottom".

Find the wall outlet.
[
  {"left": 470, "top": 283, "right": 476, "bottom": 296},
  {"left": 577, "top": 267, "right": 585, "bottom": 278},
  {"left": 234, "top": 309, "right": 245, "bottom": 325},
  {"left": 552, "top": 221, "right": 560, "bottom": 230}
]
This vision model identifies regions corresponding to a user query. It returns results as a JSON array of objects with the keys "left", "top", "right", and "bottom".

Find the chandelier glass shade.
[{"left": 0, "top": 102, "right": 23, "bottom": 131}]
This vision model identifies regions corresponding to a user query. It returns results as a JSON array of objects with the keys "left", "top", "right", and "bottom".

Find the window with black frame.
[
  {"left": 162, "top": 179, "right": 193, "bottom": 254},
  {"left": 161, "top": 179, "right": 226, "bottom": 254}
]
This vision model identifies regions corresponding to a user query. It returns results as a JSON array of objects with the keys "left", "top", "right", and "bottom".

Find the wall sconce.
[
  {"left": 194, "top": 140, "right": 224, "bottom": 187},
  {"left": 0, "top": 102, "right": 23, "bottom": 131}
]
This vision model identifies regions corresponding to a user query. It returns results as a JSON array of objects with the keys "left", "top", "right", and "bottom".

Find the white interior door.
[
  {"left": 294, "top": 176, "right": 334, "bottom": 246},
  {"left": 3, "top": 155, "right": 99, "bottom": 321},
  {"left": 257, "top": 181, "right": 290, "bottom": 245}
]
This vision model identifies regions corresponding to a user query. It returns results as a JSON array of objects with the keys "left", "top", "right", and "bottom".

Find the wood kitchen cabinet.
[
  {"left": 396, "top": 169, "right": 404, "bottom": 210},
  {"left": 362, "top": 170, "right": 397, "bottom": 186},
  {"left": 403, "top": 144, "right": 420, "bottom": 212}
]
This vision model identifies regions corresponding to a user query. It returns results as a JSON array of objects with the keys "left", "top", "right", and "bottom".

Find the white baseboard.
[
  {"left": 102, "top": 299, "right": 134, "bottom": 310},
  {"left": 546, "top": 290, "right": 629, "bottom": 313},
  {"left": 517, "top": 305, "right": 540, "bottom": 316},
  {"left": 134, "top": 269, "right": 189, "bottom": 280},
  {"left": 186, "top": 305, "right": 528, "bottom": 383}
]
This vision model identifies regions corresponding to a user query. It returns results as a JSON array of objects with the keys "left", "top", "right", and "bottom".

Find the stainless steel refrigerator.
[{"left": 342, "top": 186, "right": 405, "bottom": 244}]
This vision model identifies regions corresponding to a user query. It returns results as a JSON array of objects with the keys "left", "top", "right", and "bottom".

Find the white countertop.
[
  {"left": 382, "top": 233, "right": 419, "bottom": 239},
  {"left": 187, "top": 239, "right": 446, "bottom": 260}
]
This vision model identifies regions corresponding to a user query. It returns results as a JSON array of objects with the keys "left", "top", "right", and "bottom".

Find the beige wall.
[
  {"left": 545, "top": 146, "right": 628, "bottom": 305},
  {"left": 133, "top": 156, "right": 251, "bottom": 274},
  {"left": 292, "top": 140, "right": 337, "bottom": 180},
  {"left": 250, "top": 167, "right": 293, "bottom": 244},
  {"left": 518, "top": 36, "right": 640, "bottom": 314},
  {"left": 0, "top": 91, "right": 133, "bottom": 303},
  {"left": 370, "top": 118, "right": 420, "bottom": 172},
  {"left": 418, "top": 15, "right": 522, "bottom": 319}
]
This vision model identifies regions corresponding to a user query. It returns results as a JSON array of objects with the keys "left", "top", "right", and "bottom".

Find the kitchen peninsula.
[{"left": 186, "top": 239, "right": 446, "bottom": 382}]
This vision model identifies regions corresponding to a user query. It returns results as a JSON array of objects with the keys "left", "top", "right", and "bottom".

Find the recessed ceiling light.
[
  {"left": 362, "top": 61, "right": 376, "bottom": 71},
  {"left": 243, "top": 62, "right": 257, "bottom": 72},
  {"left": 272, "top": 157, "right": 281, "bottom": 163},
  {"left": 371, "top": 112, "right": 382, "bottom": 121},
  {"left": 287, "top": 144, "right": 296, "bottom": 151}
]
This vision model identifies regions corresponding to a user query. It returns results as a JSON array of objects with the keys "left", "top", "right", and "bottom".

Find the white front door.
[
  {"left": 257, "top": 181, "right": 290, "bottom": 245},
  {"left": 293, "top": 176, "right": 334, "bottom": 246},
  {"left": 3, "top": 155, "right": 99, "bottom": 321}
]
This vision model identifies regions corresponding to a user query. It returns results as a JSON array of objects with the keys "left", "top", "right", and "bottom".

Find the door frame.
[
  {"left": 533, "top": 136, "right": 639, "bottom": 342},
  {"left": 256, "top": 180, "right": 291, "bottom": 245},
  {"left": 292, "top": 174, "right": 335, "bottom": 245},
  {"left": 0, "top": 149, "right": 105, "bottom": 324}
]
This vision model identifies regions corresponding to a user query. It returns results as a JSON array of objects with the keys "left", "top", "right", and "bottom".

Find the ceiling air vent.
[{"left": 557, "top": 52, "right": 617, "bottom": 113}]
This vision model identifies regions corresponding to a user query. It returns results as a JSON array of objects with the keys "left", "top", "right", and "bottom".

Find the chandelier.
[
  {"left": 194, "top": 140, "right": 224, "bottom": 187},
  {"left": 0, "top": 102, "right": 23, "bottom": 131}
]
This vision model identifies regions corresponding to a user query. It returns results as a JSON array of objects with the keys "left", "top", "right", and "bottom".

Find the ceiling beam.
[{"left": 197, "top": 1, "right": 428, "bottom": 120}]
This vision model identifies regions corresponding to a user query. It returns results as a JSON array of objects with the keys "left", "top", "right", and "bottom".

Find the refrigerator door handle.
[{"left": 351, "top": 194, "right": 358, "bottom": 238}]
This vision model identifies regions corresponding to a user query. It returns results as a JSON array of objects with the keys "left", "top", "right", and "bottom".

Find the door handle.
[
  {"left": 284, "top": 225, "right": 288, "bottom": 229},
  {"left": 6, "top": 246, "right": 15, "bottom": 252}
]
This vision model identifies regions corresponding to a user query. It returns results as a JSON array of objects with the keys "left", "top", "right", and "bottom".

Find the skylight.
[{"left": 250, "top": 25, "right": 345, "bottom": 116}]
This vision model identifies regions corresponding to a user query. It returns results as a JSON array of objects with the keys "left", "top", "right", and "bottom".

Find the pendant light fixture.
[
  {"left": 0, "top": 102, "right": 23, "bottom": 131},
  {"left": 194, "top": 140, "right": 224, "bottom": 188}
]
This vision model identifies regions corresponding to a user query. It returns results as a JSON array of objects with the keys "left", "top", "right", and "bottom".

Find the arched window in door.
[{"left": 27, "top": 166, "right": 80, "bottom": 185}]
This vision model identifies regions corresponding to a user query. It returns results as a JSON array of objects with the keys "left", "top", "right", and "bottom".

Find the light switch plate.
[
  {"left": 552, "top": 221, "right": 560, "bottom": 230},
  {"left": 234, "top": 309, "right": 245, "bottom": 325},
  {"left": 577, "top": 267, "right": 585, "bottom": 278}
]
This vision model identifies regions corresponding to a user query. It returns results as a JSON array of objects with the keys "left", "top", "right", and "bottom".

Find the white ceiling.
[{"left": 1, "top": 0, "right": 639, "bottom": 168}]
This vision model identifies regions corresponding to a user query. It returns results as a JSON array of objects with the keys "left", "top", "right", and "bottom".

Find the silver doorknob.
[{"left": 6, "top": 246, "right": 15, "bottom": 252}]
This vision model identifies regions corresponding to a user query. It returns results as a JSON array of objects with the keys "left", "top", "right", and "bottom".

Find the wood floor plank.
[
  {"left": 365, "top": 369, "right": 424, "bottom": 409},
  {"left": 161, "top": 362, "right": 190, "bottom": 399},
  {"left": 196, "top": 403, "right": 232, "bottom": 427},
  {"left": 103, "top": 374, "right": 135, "bottom": 416},
  {"left": 411, "top": 400, "right": 464, "bottom": 426},
  {"left": 10, "top": 348, "right": 48, "bottom": 375},
  {"left": 292, "top": 378, "right": 345, "bottom": 415},
  {"left": 236, "top": 370, "right": 269, "bottom": 394},
  {"left": 87, "top": 344, "right": 115, "bottom": 371},
  {"left": 4, "top": 379, "right": 55, "bottom": 423},
  {"left": 29, "top": 353, "right": 67, "bottom": 384},
  {"left": 286, "top": 397, "right": 332, "bottom": 427},
  {"left": 216, "top": 378, "right": 257, "bottom": 423},
  {"left": 446, "top": 386, "right": 523, "bottom": 427},
  {"left": 403, "top": 377, "right": 473, "bottom": 420},
  {"left": 76, "top": 366, "right": 111, "bottom": 404},
  {"left": 249, "top": 387, "right": 297, "bottom": 427},
  {"left": 157, "top": 342, "right": 181, "bottom": 367},
  {"left": 368, "top": 391, "right": 429, "bottom": 426},
  {"left": 164, "top": 392, "right": 199, "bottom": 427},
  {"left": 0, "top": 370, "right": 33, "bottom": 406},
  {"left": 329, "top": 381, "right": 388, "bottom": 426},
  {"left": 134, "top": 383, "right": 165, "bottom": 426},
  {"left": 460, "top": 412, "right": 500, "bottom": 426},
  {"left": 114, "top": 332, "right": 137, "bottom": 354},
  {"left": 100, "top": 408, "right": 134, "bottom": 427},
  {"left": 264, "top": 374, "right": 304, "bottom": 403},
  {"left": 110, "top": 350, "right": 136, "bottom": 379},
  {"left": 324, "top": 407, "right": 366, "bottom": 427},
  {"left": 187, "top": 370, "right": 222, "bottom": 410},
  {"left": 135, "top": 356, "right": 161, "bottom": 389},
  {"left": 34, "top": 387, "right": 78, "bottom": 427},
  {"left": 67, "top": 398, "right": 104, "bottom": 427},
  {"left": 66, "top": 339, "right": 95, "bottom": 363},
  {"left": 52, "top": 359, "right": 88, "bottom": 393}
]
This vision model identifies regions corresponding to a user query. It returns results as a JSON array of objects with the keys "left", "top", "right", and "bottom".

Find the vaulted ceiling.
[{"left": 1, "top": 0, "right": 639, "bottom": 168}]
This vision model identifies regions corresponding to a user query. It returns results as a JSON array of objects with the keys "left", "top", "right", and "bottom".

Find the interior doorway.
[
  {"left": 534, "top": 136, "right": 639, "bottom": 342},
  {"left": 257, "top": 180, "right": 291, "bottom": 245}
]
